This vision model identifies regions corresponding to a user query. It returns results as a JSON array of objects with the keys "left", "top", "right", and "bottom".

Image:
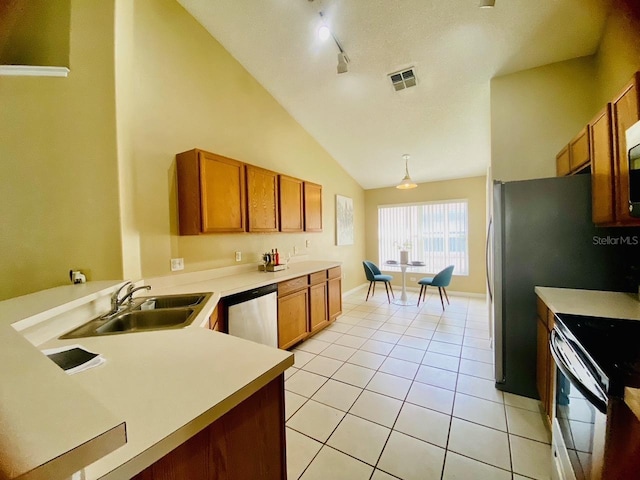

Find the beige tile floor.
[{"left": 284, "top": 288, "right": 552, "bottom": 480}]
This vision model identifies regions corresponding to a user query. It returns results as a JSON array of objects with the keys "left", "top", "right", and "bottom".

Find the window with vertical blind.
[{"left": 378, "top": 200, "right": 469, "bottom": 275}]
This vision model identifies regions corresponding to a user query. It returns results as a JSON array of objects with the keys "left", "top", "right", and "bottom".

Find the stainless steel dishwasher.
[{"left": 225, "top": 284, "right": 278, "bottom": 347}]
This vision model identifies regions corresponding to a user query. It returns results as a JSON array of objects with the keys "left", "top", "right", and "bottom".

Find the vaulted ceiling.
[{"left": 178, "top": 0, "right": 610, "bottom": 189}]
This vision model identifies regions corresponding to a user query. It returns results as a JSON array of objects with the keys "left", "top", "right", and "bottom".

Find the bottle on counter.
[{"left": 274, "top": 249, "right": 280, "bottom": 265}]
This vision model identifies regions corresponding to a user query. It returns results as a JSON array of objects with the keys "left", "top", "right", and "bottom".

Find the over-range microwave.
[{"left": 627, "top": 119, "right": 640, "bottom": 217}]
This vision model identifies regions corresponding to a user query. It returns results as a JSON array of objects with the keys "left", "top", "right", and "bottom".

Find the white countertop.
[
  {"left": 0, "top": 260, "right": 340, "bottom": 479},
  {"left": 534, "top": 287, "right": 640, "bottom": 320}
]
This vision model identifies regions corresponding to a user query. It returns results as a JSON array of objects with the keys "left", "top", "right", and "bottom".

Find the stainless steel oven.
[{"left": 550, "top": 326, "right": 607, "bottom": 480}]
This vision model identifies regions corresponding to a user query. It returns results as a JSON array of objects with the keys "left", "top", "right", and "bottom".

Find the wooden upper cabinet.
[
  {"left": 556, "top": 145, "right": 571, "bottom": 177},
  {"left": 246, "top": 165, "right": 279, "bottom": 232},
  {"left": 612, "top": 72, "right": 640, "bottom": 225},
  {"left": 303, "top": 182, "right": 323, "bottom": 232},
  {"left": 176, "top": 149, "right": 246, "bottom": 235},
  {"left": 279, "top": 175, "right": 304, "bottom": 232},
  {"left": 177, "top": 148, "right": 323, "bottom": 234},
  {"left": 556, "top": 128, "right": 590, "bottom": 177},
  {"left": 590, "top": 106, "right": 616, "bottom": 225},
  {"left": 569, "top": 127, "right": 590, "bottom": 172}
]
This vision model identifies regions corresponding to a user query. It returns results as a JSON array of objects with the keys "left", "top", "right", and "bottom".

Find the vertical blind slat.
[{"left": 378, "top": 201, "right": 468, "bottom": 275}]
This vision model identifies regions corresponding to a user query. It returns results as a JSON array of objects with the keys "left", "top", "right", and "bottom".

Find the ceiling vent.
[{"left": 388, "top": 68, "right": 417, "bottom": 91}]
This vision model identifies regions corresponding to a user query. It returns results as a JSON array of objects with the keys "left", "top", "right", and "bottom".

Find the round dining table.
[{"left": 384, "top": 261, "right": 425, "bottom": 306}]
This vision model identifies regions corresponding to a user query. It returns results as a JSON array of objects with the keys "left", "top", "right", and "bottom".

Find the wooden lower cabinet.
[
  {"left": 536, "top": 296, "right": 556, "bottom": 427},
  {"left": 277, "top": 267, "right": 342, "bottom": 349},
  {"left": 278, "top": 288, "right": 309, "bottom": 349},
  {"left": 328, "top": 275, "right": 342, "bottom": 321},
  {"left": 208, "top": 304, "right": 225, "bottom": 332},
  {"left": 132, "top": 375, "right": 286, "bottom": 480},
  {"left": 309, "top": 282, "right": 329, "bottom": 334}
]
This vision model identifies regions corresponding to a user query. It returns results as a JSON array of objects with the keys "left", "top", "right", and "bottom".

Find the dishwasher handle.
[{"left": 223, "top": 283, "right": 278, "bottom": 307}]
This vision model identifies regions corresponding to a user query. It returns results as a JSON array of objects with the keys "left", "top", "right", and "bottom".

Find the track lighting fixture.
[{"left": 317, "top": 11, "right": 350, "bottom": 74}]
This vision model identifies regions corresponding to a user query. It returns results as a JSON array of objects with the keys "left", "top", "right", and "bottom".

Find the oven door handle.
[{"left": 549, "top": 329, "right": 608, "bottom": 414}]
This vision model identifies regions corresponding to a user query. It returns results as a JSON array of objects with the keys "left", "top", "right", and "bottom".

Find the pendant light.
[{"left": 396, "top": 154, "right": 418, "bottom": 190}]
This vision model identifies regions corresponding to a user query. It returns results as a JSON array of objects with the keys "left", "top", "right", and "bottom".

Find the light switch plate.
[{"left": 170, "top": 258, "right": 184, "bottom": 271}]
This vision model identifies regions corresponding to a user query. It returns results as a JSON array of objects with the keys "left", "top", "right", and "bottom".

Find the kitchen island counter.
[{"left": 1, "top": 260, "right": 328, "bottom": 479}]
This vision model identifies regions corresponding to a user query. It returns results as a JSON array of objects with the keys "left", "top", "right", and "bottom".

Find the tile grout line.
[{"left": 287, "top": 294, "right": 498, "bottom": 478}]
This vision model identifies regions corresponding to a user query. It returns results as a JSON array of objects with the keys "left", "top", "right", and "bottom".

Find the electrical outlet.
[
  {"left": 235, "top": 251, "right": 242, "bottom": 262},
  {"left": 306, "top": 240, "right": 311, "bottom": 248},
  {"left": 293, "top": 246, "right": 298, "bottom": 254},
  {"left": 409, "top": 276, "right": 417, "bottom": 282},
  {"left": 170, "top": 258, "right": 184, "bottom": 271}
]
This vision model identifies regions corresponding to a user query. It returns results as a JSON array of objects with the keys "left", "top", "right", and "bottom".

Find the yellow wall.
[
  {"left": 595, "top": 0, "right": 640, "bottom": 105},
  {"left": 364, "top": 176, "right": 487, "bottom": 294},
  {"left": 129, "top": 0, "right": 365, "bottom": 291},
  {"left": 0, "top": 0, "right": 123, "bottom": 301},
  {"left": 0, "top": 0, "right": 70, "bottom": 67},
  {"left": 490, "top": 57, "right": 598, "bottom": 182},
  {"left": 490, "top": 3, "right": 640, "bottom": 183}
]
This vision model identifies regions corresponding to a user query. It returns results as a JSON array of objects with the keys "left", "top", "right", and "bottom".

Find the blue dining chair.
[
  {"left": 416, "top": 265, "right": 454, "bottom": 309},
  {"left": 362, "top": 261, "right": 395, "bottom": 303}
]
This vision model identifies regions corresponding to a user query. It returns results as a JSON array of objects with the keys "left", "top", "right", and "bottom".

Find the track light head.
[{"left": 337, "top": 52, "right": 349, "bottom": 74}]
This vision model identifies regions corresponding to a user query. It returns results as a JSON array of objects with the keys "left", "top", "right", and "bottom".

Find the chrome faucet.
[
  {"left": 120, "top": 284, "right": 152, "bottom": 307},
  {"left": 104, "top": 282, "right": 151, "bottom": 318}
]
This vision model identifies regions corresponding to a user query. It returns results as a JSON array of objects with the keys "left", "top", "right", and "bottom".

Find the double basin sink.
[{"left": 60, "top": 293, "right": 213, "bottom": 339}]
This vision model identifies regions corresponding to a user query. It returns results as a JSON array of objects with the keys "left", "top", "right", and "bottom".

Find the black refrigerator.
[{"left": 491, "top": 174, "right": 640, "bottom": 398}]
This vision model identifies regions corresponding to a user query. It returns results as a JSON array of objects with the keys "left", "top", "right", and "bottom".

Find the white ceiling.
[{"left": 177, "top": 0, "right": 610, "bottom": 189}]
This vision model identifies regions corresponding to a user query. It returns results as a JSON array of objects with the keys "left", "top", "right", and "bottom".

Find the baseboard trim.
[{"left": 343, "top": 283, "right": 486, "bottom": 300}]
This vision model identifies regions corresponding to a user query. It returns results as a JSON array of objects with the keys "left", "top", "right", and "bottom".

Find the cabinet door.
[
  {"left": 304, "top": 182, "right": 323, "bottom": 232},
  {"left": 208, "top": 304, "right": 225, "bottom": 332},
  {"left": 278, "top": 289, "right": 308, "bottom": 349},
  {"left": 556, "top": 145, "right": 571, "bottom": 177},
  {"left": 590, "top": 106, "right": 616, "bottom": 225},
  {"left": 569, "top": 127, "right": 590, "bottom": 173},
  {"left": 612, "top": 72, "right": 640, "bottom": 225},
  {"left": 176, "top": 149, "right": 246, "bottom": 234},
  {"left": 309, "top": 282, "right": 328, "bottom": 334},
  {"left": 536, "top": 317, "right": 549, "bottom": 421},
  {"left": 279, "top": 175, "right": 304, "bottom": 232},
  {"left": 246, "top": 165, "right": 279, "bottom": 232},
  {"left": 328, "top": 275, "right": 342, "bottom": 321}
]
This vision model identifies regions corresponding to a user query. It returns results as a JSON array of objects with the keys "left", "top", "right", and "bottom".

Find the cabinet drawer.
[
  {"left": 309, "top": 271, "right": 327, "bottom": 285},
  {"left": 278, "top": 276, "right": 309, "bottom": 296},
  {"left": 536, "top": 296, "right": 548, "bottom": 327},
  {"left": 327, "top": 266, "right": 341, "bottom": 280}
]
